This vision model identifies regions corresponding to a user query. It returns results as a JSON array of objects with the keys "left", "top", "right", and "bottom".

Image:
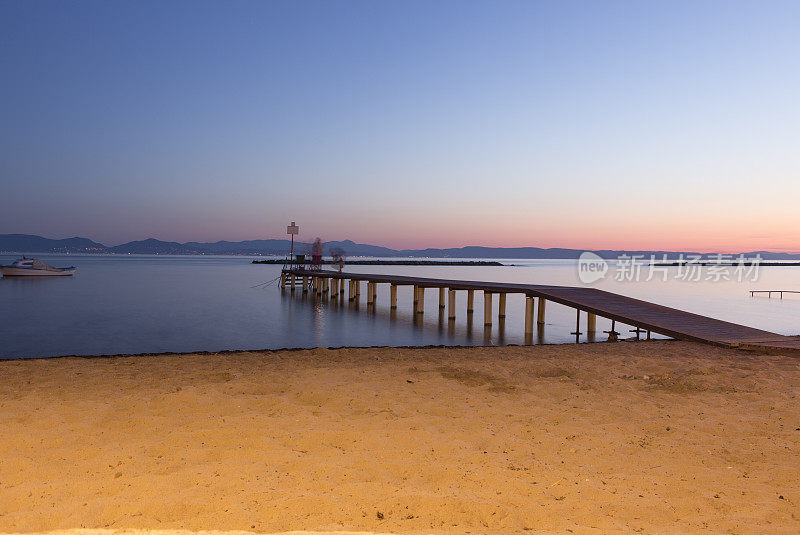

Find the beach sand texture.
[{"left": 1, "top": 341, "right": 799, "bottom": 534}]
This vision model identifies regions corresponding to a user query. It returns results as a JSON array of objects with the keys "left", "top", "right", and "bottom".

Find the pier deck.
[{"left": 283, "top": 269, "right": 800, "bottom": 353}]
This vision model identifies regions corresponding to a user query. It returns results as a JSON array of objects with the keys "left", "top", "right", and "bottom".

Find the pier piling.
[
  {"left": 571, "top": 309, "right": 582, "bottom": 339},
  {"left": 587, "top": 313, "right": 597, "bottom": 333},
  {"left": 537, "top": 298, "right": 546, "bottom": 325},
  {"left": 524, "top": 297, "right": 534, "bottom": 334}
]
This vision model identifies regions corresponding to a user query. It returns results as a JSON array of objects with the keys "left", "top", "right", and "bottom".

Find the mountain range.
[{"left": 1, "top": 233, "right": 799, "bottom": 260}]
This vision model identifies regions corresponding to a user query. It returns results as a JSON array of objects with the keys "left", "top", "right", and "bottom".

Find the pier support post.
[
  {"left": 439, "top": 287, "right": 446, "bottom": 308},
  {"left": 413, "top": 285, "right": 419, "bottom": 306},
  {"left": 290, "top": 274, "right": 295, "bottom": 290},
  {"left": 587, "top": 313, "right": 597, "bottom": 333},
  {"left": 448, "top": 289, "right": 456, "bottom": 319},
  {"left": 499, "top": 293, "right": 507, "bottom": 318},
  {"left": 303, "top": 276, "right": 308, "bottom": 293},
  {"left": 605, "top": 320, "right": 619, "bottom": 341},
  {"left": 483, "top": 291, "right": 492, "bottom": 326},
  {"left": 467, "top": 290, "right": 475, "bottom": 314},
  {"left": 524, "top": 297, "right": 534, "bottom": 334},
  {"left": 280, "top": 273, "right": 286, "bottom": 288},
  {"left": 323, "top": 277, "right": 329, "bottom": 294},
  {"left": 354, "top": 280, "right": 360, "bottom": 300},
  {"left": 367, "top": 282, "right": 376, "bottom": 305},
  {"left": 537, "top": 298, "right": 546, "bottom": 325},
  {"left": 571, "top": 309, "right": 582, "bottom": 338},
  {"left": 331, "top": 279, "right": 339, "bottom": 300},
  {"left": 316, "top": 277, "right": 322, "bottom": 296},
  {"left": 390, "top": 284, "right": 397, "bottom": 309},
  {"left": 347, "top": 280, "right": 353, "bottom": 301},
  {"left": 416, "top": 287, "right": 425, "bottom": 314}
]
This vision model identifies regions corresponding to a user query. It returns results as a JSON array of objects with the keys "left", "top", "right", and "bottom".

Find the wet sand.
[{"left": 1, "top": 341, "right": 799, "bottom": 534}]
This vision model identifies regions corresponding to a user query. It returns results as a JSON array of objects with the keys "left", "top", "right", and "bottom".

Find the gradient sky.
[{"left": 1, "top": 0, "right": 799, "bottom": 251}]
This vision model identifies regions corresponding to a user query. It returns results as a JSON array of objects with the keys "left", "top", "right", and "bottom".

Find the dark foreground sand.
[{"left": 1, "top": 341, "right": 799, "bottom": 534}]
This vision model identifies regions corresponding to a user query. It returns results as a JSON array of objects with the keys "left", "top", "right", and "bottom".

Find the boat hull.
[{"left": 0, "top": 266, "right": 75, "bottom": 277}]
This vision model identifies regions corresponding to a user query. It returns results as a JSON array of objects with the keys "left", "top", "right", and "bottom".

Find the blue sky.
[{"left": 2, "top": 0, "right": 799, "bottom": 250}]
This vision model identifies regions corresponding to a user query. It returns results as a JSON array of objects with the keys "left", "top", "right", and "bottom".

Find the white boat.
[{"left": 0, "top": 256, "right": 76, "bottom": 277}]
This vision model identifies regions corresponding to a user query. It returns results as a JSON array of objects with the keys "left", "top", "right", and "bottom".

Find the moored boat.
[{"left": 0, "top": 256, "right": 76, "bottom": 277}]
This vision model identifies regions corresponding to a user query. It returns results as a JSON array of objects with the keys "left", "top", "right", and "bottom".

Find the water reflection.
[
  {"left": 278, "top": 282, "right": 572, "bottom": 348},
  {"left": 280, "top": 282, "right": 675, "bottom": 351}
]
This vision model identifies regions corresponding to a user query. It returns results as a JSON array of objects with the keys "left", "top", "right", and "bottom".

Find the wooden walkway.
[
  {"left": 282, "top": 268, "right": 800, "bottom": 354},
  {"left": 750, "top": 290, "right": 800, "bottom": 299}
]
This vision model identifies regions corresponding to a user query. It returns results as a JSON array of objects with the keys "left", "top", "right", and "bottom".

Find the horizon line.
[{"left": 3, "top": 233, "right": 800, "bottom": 256}]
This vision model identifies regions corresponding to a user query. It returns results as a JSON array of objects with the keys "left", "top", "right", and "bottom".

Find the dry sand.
[{"left": 1, "top": 341, "right": 799, "bottom": 534}]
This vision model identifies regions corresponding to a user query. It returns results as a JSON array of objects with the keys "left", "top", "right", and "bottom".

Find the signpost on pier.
[{"left": 287, "top": 221, "right": 299, "bottom": 268}]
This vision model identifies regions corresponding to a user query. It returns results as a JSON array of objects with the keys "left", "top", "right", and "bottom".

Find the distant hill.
[
  {"left": 0, "top": 234, "right": 109, "bottom": 254},
  {"left": 183, "top": 239, "right": 297, "bottom": 255},
  {"left": 398, "top": 246, "right": 800, "bottom": 260},
  {"left": 326, "top": 239, "right": 403, "bottom": 257},
  {"left": 2, "top": 233, "right": 799, "bottom": 260},
  {"left": 109, "top": 238, "right": 198, "bottom": 255}
]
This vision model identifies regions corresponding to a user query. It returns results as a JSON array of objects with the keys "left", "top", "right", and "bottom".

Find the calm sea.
[{"left": 1, "top": 254, "right": 798, "bottom": 359}]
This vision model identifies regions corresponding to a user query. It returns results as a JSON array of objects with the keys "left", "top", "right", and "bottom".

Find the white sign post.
[{"left": 287, "top": 222, "right": 299, "bottom": 267}]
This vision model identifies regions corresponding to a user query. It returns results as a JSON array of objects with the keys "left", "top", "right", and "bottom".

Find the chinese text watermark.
[{"left": 578, "top": 253, "right": 761, "bottom": 284}]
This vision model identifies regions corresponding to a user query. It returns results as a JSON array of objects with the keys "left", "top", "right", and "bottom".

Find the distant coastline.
[{"left": 2, "top": 233, "right": 800, "bottom": 261}]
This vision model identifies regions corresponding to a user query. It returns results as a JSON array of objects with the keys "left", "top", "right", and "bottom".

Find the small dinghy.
[{"left": 0, "top": 256, "right": 76, "bottom": 277}]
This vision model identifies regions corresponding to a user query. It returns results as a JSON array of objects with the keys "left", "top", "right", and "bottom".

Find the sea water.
[{"left": 1, "top": 254, "right": 798, "bottom": 358}]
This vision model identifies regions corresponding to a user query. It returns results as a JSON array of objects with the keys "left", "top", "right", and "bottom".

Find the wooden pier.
[
  {"left": 281, "top": 269, "right": 800, "bottom": 354},
  {"left": 750, "top": 290, "right": 800, "bottom": 299}
]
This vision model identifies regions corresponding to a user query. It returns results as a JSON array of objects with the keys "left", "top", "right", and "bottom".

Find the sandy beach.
[{"left": 1, "top": 340, "right": 799, "bottom": 534}]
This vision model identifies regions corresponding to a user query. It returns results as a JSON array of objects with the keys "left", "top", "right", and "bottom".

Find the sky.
[{"left": 1, "top": 0, "right": 799, "bottom": 252}]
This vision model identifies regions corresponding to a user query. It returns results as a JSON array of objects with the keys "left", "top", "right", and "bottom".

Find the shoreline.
[
  {"left": 2, "top": 341, "right": 799, "bottom": 533},
  {"left": 1, "top": 339, "right": 653, "bottom": 362}
]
